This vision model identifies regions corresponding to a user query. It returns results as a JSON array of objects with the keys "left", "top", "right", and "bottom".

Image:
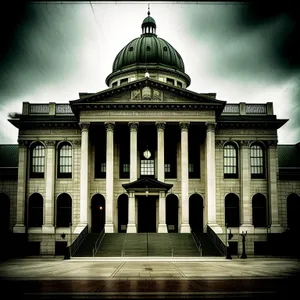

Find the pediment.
[
  {"left": 122, "top": 177, "right": 173, "bottom": 193},
  {"left": 69, "top": 78, "right": 226, "bottom": 116}
]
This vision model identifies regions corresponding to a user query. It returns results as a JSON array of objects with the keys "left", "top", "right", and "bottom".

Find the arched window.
[
  {"left": 250, "top": 143, "right": 265, "bottom": 178},
  {"left": 58, "top": 142, "right": 72, "bottom": 178},
  {"left": 28, "top": 193, "right": 43, "bottom": 227},
  {"left": 252, "top": 193, "right": 267, "bottom": 227},
  {"left": 224, "top": 143, "right": 238, "bottom": 178},
  {"left": 30, "top": 143, "right": 45, "bottom": 178},
  {"left": 225, "top": 193, "right": 240, "bottom": 227},
  {"left": 56, "top": 193, "right": 72, "bottom": 227}
]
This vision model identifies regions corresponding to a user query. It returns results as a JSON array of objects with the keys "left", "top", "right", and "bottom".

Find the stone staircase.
[{"left": 73, "top": 232, "right": 221, "bottom": 257}]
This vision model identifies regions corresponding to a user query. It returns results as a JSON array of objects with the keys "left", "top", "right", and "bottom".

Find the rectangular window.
[
  {"left": 188, "top": 163, "right": 194, "bottom": 173},
  {"left": 120, "top": 78, "right": 128, "bottom": 85},
  {"left": 112, "top": 81, "right": 118, "bottom": 88},
  {"left": 165, "top": 163, "right": 171, "bottom": 173},
  {"left": 58, "top": 144, "right": 72, "bottom": 178},
  {"left": 177, "top": 81, "right": 182, "bottom": 88},
  {"left": 31, "top": 145, "right": 45, "bottom": 178},
  {"left": 123, "top": 163, "right": 130, "bottom": 173},
  {"left": 100, "top": 163, "right": 106, "bottom": 173},
  {"left": 166, "top": 78, "right": 174, "bottom": 85},
  {"left": 224, "top": 144, "right": 238, "bottom": 178},
  {"left": 250, "top": 145, "right": 264, "bottom": 178},
  {"left": 140, "top": 159, "right": 155, "bottom": 176}
]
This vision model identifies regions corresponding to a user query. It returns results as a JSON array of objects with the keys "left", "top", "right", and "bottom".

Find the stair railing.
[
  {"left": 207, "top": 224, "right": 226, "bottom": 256},
  {"left": 121, "top": 233, "right": 128, "bottom": 257},
  {"left": 93, "top": 228, "right": 105, "bottom": 257},
  {"left": 168, "top": 233, "right": 174, "bottom": 257},
  {"left": 191, "top": 231, "right": 202, "bottom": 256},
  {"left": 64, "top": 225, "right": 88, "bottom": 259}
]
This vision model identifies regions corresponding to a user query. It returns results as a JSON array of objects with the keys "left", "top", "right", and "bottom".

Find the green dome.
[
  {"left": 106, "top": 10, "right": 190, "bottom": 87},
  {"left": 112, "top": 35, "right": 185, "bottom": 73}
]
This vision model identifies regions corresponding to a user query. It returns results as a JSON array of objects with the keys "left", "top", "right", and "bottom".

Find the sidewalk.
[{"left": 1, "top": 257, "right": 299, "bottom": 299}]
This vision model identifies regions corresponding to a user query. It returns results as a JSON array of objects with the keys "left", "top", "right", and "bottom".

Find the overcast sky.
[{"left": 1, "top": 1, "right": 299, "bottom": 144}]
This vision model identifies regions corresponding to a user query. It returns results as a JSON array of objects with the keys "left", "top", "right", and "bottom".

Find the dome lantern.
[{"left": 141, "top": 6, "right": 157, "bottom": 36}]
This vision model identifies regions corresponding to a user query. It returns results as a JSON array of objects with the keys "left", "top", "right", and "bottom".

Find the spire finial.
[{"left": 147, "top": 4, "right": 150, "bottom": 16}]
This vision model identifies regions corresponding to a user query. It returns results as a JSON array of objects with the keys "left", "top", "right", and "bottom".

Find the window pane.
[{"left": 58, "top": 144, "right": 72, "bottom": 178}]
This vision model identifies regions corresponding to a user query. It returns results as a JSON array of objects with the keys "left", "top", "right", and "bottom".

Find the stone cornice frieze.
[{"left": 71, "top": 140, "right": 81, "bottom": 148}]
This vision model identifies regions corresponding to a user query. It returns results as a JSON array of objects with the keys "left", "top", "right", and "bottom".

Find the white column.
[
  {"left": 129, "top": 122, "right": 138, "bottom": 182},
  {"left": 156, "top": 122, "right": 167, "bottom": 233},
  {"left": 239, "top": 140, "right": 254, "bottom": 233},
  {"left": 75, "top": 122, "right": 89, "bottom": 233},
  {"left": 43, "top": 140, "right": 56, "bottom": 233},
  {"left": 105, "top": 122, "right": 115, "bottom": 233},
  {"left": 206, "top": 122, "right": 222, "bottom": 233},
  {"left": 268, "top": 140, "right": 283, "bottom": 233},
  {"left": 180, "top": 122, "right": 190, "bottom": 233},
  {"left": 13, "top": 140, "right": 27, "bottom": 233},
  {"left": 127, "top": 122, "right": 138, "bottom": 233}
]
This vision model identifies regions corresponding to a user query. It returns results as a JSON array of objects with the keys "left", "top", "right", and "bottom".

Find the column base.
[
  {"left": 270, "top": 224, "right": 284, "bottom": 233},
  {"left": 105, "top": 223, "right": 115, "bottom": 233},
  {"left": 42, "top": 225, "right": 55, "bottom": 234},
  {"left": 180, "top": 223, "right": 191, "bottom": 233},
  {"left": 158, "top": 223, "right": 168, "bottom": 233},
  {"left": 239, "top": 224, "right": 254, "bottom": 234},
  {"left": 74, "top": 223, "right": 87, "bottom": 234},
  {"left": 13, "top": 224, "right": 26, "bottom": 233},
  {"left": 126, "top": 223, "right": 137, "bottom": 233},
  {"left": 207, "top": 223, "right": 223, "bottom": 233}
]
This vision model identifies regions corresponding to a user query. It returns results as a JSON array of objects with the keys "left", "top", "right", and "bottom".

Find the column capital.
[
  {"left": 156, "top": 122, "right": 166, "bottom": 131},
  {"left": 128, "top": 122, "right": 139, "bottom": 132},
  {"left": 179, "top": 122, "right": 189, "bottom": 131},
  {"left": 79, "top": 122, "right": 90, "bottom": 131},
  {"left": 44, "top": 140, "right": 56, "bottom": 147},
  {"left": 105, "top": 122, "right": 115, "bottom": 132},
  {"left": 205, "top": 122, "right": 216, "bottom": 132}
]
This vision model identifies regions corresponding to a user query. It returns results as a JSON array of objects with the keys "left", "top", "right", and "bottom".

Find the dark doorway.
[
  {"left": 0, "top": 193, "right": 10, "bottom": 232},
  {"left": 166, "top": 194, "right": 178, "bottom": 232},
  {"left": 189, "top": 194, "right": 204, "bottom": 233},
  {"left": 287, "top": 193, "right": 300, "bottom": 232},
  {"left": 118, "top": 194, "right": 128, "bottom": 233},
  {"left": 138, "top": 196, "right": 156, "bottom": 232},
  {"left": 91, "top": 194, "right": 105, "bottom": 233}
]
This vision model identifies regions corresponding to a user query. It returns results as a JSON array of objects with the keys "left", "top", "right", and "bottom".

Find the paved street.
[{"left": 1, "top": 257, "right": 299, "bottom": 299}]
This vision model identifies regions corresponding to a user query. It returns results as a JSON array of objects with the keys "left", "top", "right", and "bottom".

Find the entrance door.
[
  {"left": 189, "top": 194, "right": 204, "bottom": 233},
  {"left": 138, "top": 196, "right": 156, "bottom": 232},
  {"left": 166, "top": 194, "right": 178, "bottom": 232},
  {"left": 91, "top": 194, "right": 105, "bottom": 233},
  {"left": 118, "top": 194, "right": 128, "bottom": 233}
]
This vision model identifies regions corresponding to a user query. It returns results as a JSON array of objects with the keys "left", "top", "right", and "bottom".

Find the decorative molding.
[
  {"left": 105, "top": 122, "right": 115, "bottom": 132},
  {"left": 128, "top": 122, "right": 139, "bottom": 132},
  {"left": 17, "top": 139, "right": 28, "bottom": 147},
  {"left": 44, "top": 140, "right": 56, "bottom": 147},
  {"left": 79, "top": 122, "right": 90, "bottom": 131},
  {"left": 215, "top": 140, "right": 226, "bottom": 148},
  {"left": 72, "top": 140, "right": 81, "bottom": 148},
  {"left": 131, "top": 89, "right": 142, "bottom": 100},
  {"left": 179, "top": 122, "right": 189, "bottom": 131},
  {"left": 238, "top": 140, "right": 251, "bottom": 148},
  {"left": 266, "top": 140, "right": 278, "bottom": 147},
  {"left": 206, "top": 122, "right": 216, "bottom": 132},
  {"left": 155, "top": 122, "right": 166, "bottom": 131}
]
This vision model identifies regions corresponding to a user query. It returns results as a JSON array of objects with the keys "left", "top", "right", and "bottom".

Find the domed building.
[{"left": 1, "top": 10, "right": 300, "bottom": 258}]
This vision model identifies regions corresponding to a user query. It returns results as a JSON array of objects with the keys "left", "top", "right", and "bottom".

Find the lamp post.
[
  {"left": 240, "top": 231, "right": 247, "bottom": 259},
  {"left": 99, "top": 206, "right": 103, "bottom": 231}
]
